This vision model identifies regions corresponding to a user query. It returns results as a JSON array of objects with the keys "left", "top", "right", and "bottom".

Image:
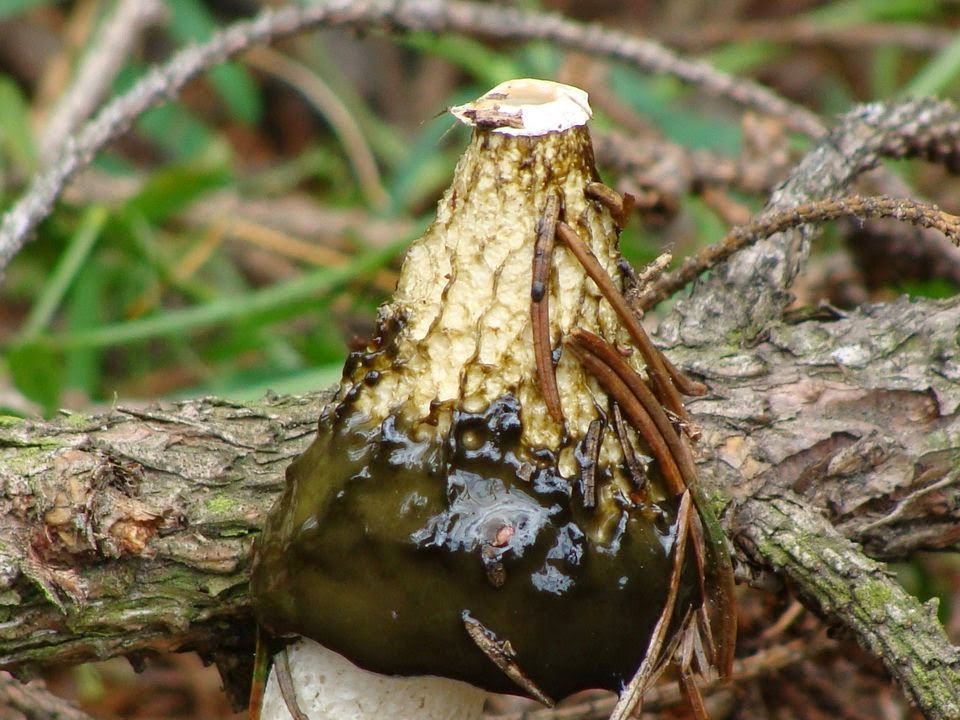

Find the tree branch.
[
  {"left": 660, "top": 20, "right": 954, "bottom": 54},
  {"left": 38, "top": 0, "right": 167, "bottom": 164},
  {"left": 735, "top": 493, "right": 960, "bottom": 719},
  {"left": 0, "top": 0, "right": 822, "bottom": 273},
  {"left": 2, "top": 297, "right": 959, "bottom": 715},
  {"left": 0, "top": 672, "right": 95, "bottom": 720},
  {"left": 0, "top": 394, "right": 321, "bottom": 674},
  {"left": 661, "top": 97, "right": 960, "bottom": 348},
  {"left": 633, "top": 194, "right": 960, "bottom": 311}
]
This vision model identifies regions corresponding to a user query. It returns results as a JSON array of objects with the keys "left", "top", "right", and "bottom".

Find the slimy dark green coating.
[{"left": 250, "top": 379, "right": 700, "bottom": 700}]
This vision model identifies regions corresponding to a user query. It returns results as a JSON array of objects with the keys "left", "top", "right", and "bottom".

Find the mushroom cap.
[{"left": 450, "top": 78, "right": 591, "bottom": 136}]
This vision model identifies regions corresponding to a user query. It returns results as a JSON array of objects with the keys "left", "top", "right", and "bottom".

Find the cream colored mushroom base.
[
  {"left": 261, "top": 639, "right": 486, "bottom": 720},
  {"left": 251, "top": 79, "right": 701, "bottom": 717}
]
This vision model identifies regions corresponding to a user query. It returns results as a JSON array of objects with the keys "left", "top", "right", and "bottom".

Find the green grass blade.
[
  {"left": 0, "top": 76, "right": 36, "bottom": 175},
  {"left": 125, "top": 162, "right": 230, "bottom": 224},
  {"left": 808, "top": 0, "right": 942, "bottom": 23},
  {"left": 19, "top": 206, "right": 109, "bottom": 341},
  {"left": 6, "top": 341, "right": 63, "bottom": 416},
  {"left": 64, "top": 260, "right": 108, "bottom": 397},
  {"left": 905, "top": 32, "right": 960, "bottom": 96},
  {"left": 0, "top": 0, "right": 49, "bottom": 20},
  {"left": 42, "top": 235, "right": 412, "bottom": 351}
]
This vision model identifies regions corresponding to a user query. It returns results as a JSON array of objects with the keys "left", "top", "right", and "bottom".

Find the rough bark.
[
  {"left": 0, "top": 395, "right": 322, "bottom": 681},
  {"left": 649, "top": 105, "right": 960, "bottom": 720},
  {"left": 660, "top": 96, "right": 960, "bottom": 348},
  {"left": 1, "top": 295, "right": 960, "bottom": 715},
  {"left": 0, "top": 9, "right": 957, "bottom": 708}
]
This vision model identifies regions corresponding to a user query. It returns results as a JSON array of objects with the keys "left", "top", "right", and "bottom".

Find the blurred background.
[{"left": 0, "top": 0, "right": 959, "bottom": 718}]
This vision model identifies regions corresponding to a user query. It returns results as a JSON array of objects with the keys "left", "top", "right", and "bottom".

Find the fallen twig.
[
  {"left": 634, "top": 194, "right": 960, "bottom": 311},
  {"left": 0, "top": 0, "right": 822, "bottom": 274},
  {"left": 658, "top": 97, "right": 960, "bottom": 346},
  {"left": 38, "top": 0, "right": 167, "bottom": 163}
]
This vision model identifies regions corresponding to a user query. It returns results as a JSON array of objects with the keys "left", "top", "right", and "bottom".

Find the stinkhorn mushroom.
[{"left": 250, "top": 78, "right": 735, "bottom": 720}]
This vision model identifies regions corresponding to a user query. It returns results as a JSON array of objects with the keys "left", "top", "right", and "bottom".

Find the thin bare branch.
[
  {"left": 39, "top": 0, "right": 167, "bottom": 163},
  {"left": 633, "top": 253, "right": 673, "bottom": 290},
  {"left": 661, "top": 20, "right": 954, "bottom": 54},
  {"left": 853, "top": 114, "right": 960, "bottom": 289},
  {"left": 489, "top": 11, "right": 823, "bottom": 138},
  {"left": 0, "top": 0, "right": 822, "bottom": 273},
  {"left": 659, "top": 97, "right": 960, "bottom": 346},
  {"left": 635, "top": 194, "right": 960, "bottom": 311}
]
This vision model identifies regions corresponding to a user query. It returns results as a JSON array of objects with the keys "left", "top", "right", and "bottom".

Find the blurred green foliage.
[{"left": 0, "top": 0, "right": 959, "bottom": 417}]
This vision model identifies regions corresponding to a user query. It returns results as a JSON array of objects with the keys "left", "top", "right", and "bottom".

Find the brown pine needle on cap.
[
  {"left": 556, "top": 221, "right": 705, "bottom": 419},
  {"left": 531, "top": 191, "right": 563, "bottom": 423},
  {"left": 566, "top": 335, "right": 686, "bottom": 496},
  {"left": 585, "top": 181, "right": 635, "bottom": 229},
  {"left": 462, "top": 611, "right": 555, "bottom": 708},
  {"left": 610, "top": 491, "right": 695, "bottom": 720}
]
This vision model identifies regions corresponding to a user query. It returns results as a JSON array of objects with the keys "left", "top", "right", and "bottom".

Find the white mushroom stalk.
[
  {"left": 251, "top": 78, "right": 733, "bottom": 720},
  {"left": 260, "top": 639, "right": 486, "bottom": 720}
]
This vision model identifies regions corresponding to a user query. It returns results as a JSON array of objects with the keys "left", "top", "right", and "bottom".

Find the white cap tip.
[{"left": 450, "top": 78, "right": 592, "bottom": 136}]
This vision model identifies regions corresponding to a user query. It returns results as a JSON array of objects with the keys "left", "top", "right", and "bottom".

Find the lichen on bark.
[{"left": 1, "top": 298, "right": 959, "bottom": 715}]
